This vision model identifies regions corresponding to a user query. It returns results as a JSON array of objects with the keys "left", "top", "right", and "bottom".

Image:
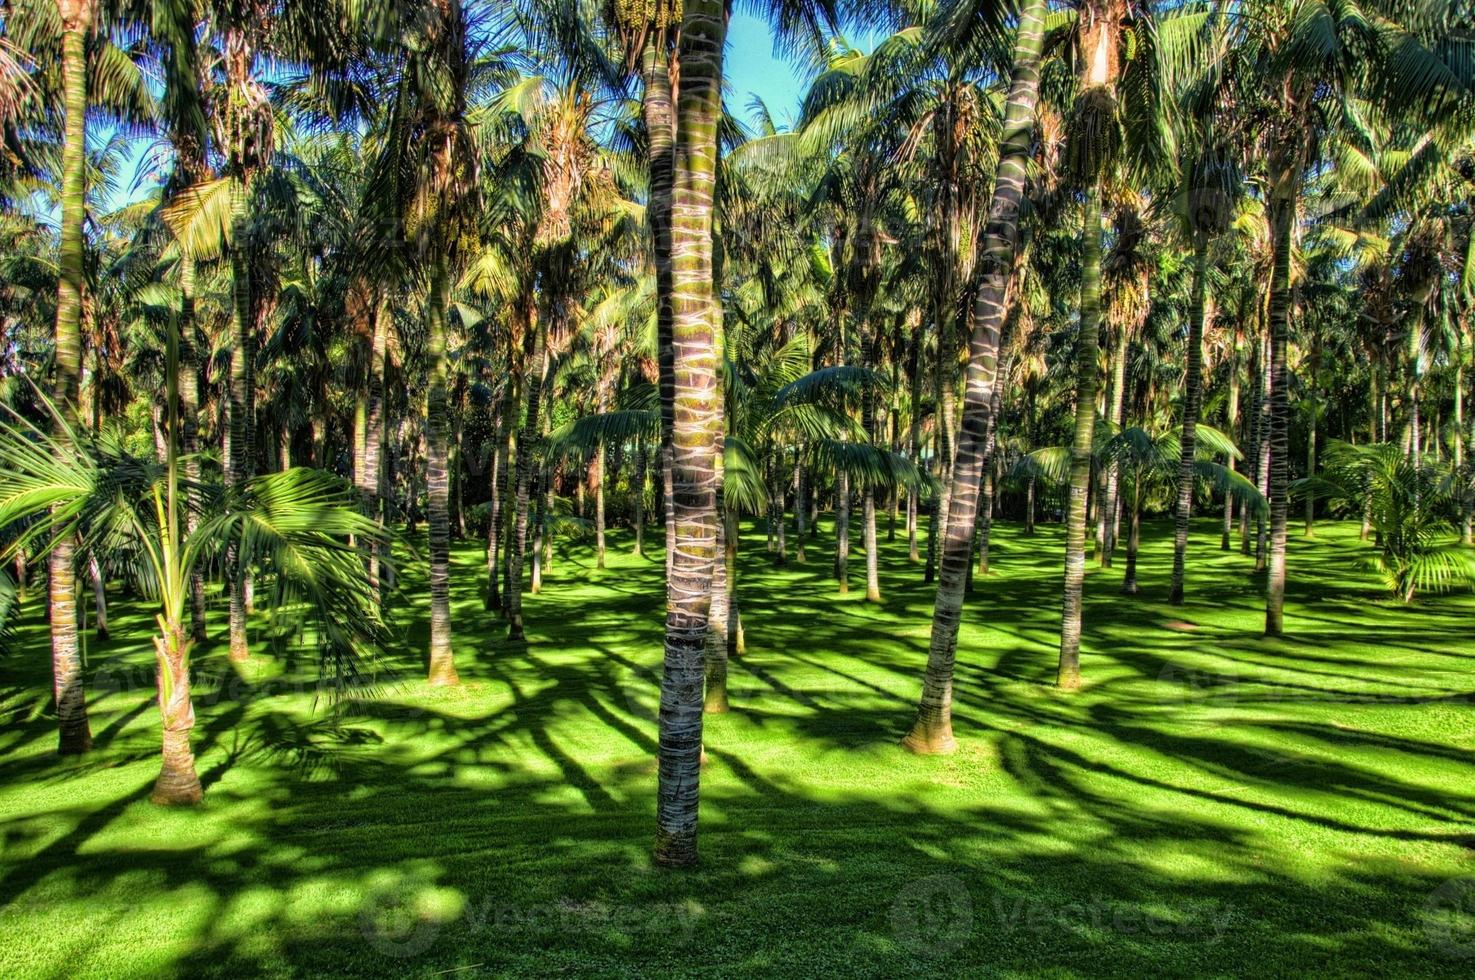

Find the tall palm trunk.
[
  {"left": 1096, "top": 321, "right": 1128, "bottom": 565},
  {"left": 1222, "top": 317, "right": 1244, "bottom": 550},
  {"left": 1056, "top": 181, "right": 1106, "bottom": 691},
  {"left": 507, "top": 313, "right": 548, "bottom": 641},
  {"left": 225, "top": 182, "right": 254, "bottom": 663},
  {"left": 1169, "top": 237, "right": 1209, "bottom": 604},
  {"left": 642, "top": 38, "right": 678, "bottom": 580},
  {"left": 1264, "top": 176, "right": 1294, "bottom": 635},
  {"left": 655, "top": 0, "right": 725, "bottom": 868},
  {"left": 793, "top": 452, "right": 807, "bottom": 562},
  {"left": 834, "top": 470, "right": 851, "bottom": 591},
  {"left": 1121, "top": 477, "right": 1141, "bottom": 594},
  {"left": 51, "top": 3, "right": 93, "bottom": 755},
  {"left": 905, "top": 0, "right": 1045, "bottom": 751},
  {"left": 485, "top": 387, "right": 508, "bottom": 608},
  {"left": 359, "top": 294, "right": 390, "bottom": 605},
  {"left": 632, "top": 440, "right": 646, "bottom": 555},
  {"left": 425, "top": 256, "right": 459, "bottom": 683},
  {"left": 179, "top": 257, "right": 208, "bottom": 639}
]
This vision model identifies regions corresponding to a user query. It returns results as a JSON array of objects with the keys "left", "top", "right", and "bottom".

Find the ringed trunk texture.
[
  {"left": 655, "top": 0, "right": 725, "bottom": 869},
  {"left": 1169, "top": 239, "right": 1209, "bottom": 604},
  {"left": 51, "top": 9, "right": 93, "bottom": 755},
  {"left": 426, "top": 256, "right": 459, "bottom": 685},
  {"left": 507, "top": 314, "right": 548, "bottom": 642},
  {"left": 905, "top": 0, "right": 1045, "bottom": 752},
  {"left": 1264, "top": 175, "right": 1295, "bottom": 636},
  {"left": 1057, "top": 180, "right": 1106, "bottom": 691},
  {"left": 642, "top": 38, "right": 679, "bottom": 582},
  {"left": 151, "top": 625, "right": 203, "bottom": 805}
]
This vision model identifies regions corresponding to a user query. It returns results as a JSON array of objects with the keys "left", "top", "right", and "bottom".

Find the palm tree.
[
  {"left": 652, "top": 0, "right": 725, "bottom": 870},
  {"left": 903, "top": 0, "right": 1048, "bottom": 753},
  {"left": 50, "top": 0, "right": 96, "bottom": 754},
  {"left": 8, "top": 0, "right": 151, "bottom": 753}
]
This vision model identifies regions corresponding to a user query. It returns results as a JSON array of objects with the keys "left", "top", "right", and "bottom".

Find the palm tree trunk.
[
  {"left": 633, "top": 440, "right": 646, "bottom": 555},
  {"left": 225, "top": 182, "right": 254, "bottom": 664},
  {"left": 1254, "top": 327, "right": 1272, "bottom": 564},
  {"left": 1097, "top": 322, "right": 1129, "bottom": 566},
  {"left": 905, "top": 0, "right": 1045, "bottom": 750},
  {"left": 704, "top": 497, "right": 730, "bottom": 714},
  {"left": 1057, "top": 180, "right": 1106, "bottom": 691},
  {"left": 1121, "top": 479, "right": 1141, "bottom": 594},
  {"left": 793, "top": 452, "right": 807, "bottom": 562},
  {"left": 51, "top": 5, "right": 93, "bottom": 755},
  {"left": 1222, "top": 318, "right": 1243, "bottom": 550},
  {"left": 835, "top": 470, "right": 851, "bottom": 591},
  {"left": 507, "top": 313, "right": 548, "bottom": 641},
  {"left": 425, "top": 254, "right": 459, "bottom": 685},
  {"left": 150, "top": 624, "right": 202, "bottom": 805},
  {"left": 1169, "top": 237, "right": 1209, "bottom": 604},
  {"left": 642, "top": 38, "right": 679, "bottom": 582},
  {"left": 654, "top": 0, "right": 725, "bottom": 868},
  {"left": 178, "top": 257, "right": 209, "bottom": 641},
  {"left": 1264, "top": 153, "right": 1297, "bottom": 636}
]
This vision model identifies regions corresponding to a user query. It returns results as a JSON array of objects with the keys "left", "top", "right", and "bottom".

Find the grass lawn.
[{"left": 2, "top": 516, "right": 1474, "bottom": 977}]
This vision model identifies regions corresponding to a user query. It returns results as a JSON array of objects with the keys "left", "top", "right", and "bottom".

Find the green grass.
[{"left": 3, "top": 515, "right": 1475, "bottom": 978}]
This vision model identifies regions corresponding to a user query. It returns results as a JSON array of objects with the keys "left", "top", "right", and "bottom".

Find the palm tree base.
[
  {"left": 653, "top": 830, "right": 698, "bottom": 868},
  {"left": 57, "top": 729, "right": 93, "bottom": 756},
  {"left": 901, "top": 723, "right": 957, "bottom": 755}
]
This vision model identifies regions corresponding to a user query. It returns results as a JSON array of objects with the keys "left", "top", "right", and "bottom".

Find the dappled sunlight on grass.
[{"left": 1, "top": 518, "right": 1473, "bottom": 975}]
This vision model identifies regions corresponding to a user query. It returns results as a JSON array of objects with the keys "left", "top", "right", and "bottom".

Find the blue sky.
[{"left": 725, "top": 9, "right": 812, "bottom": 131}]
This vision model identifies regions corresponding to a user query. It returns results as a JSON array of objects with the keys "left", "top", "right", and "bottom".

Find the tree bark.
[
  {"left": 507, "top": 310, "right": 548, "bottom": 641},
  {"left": 655, "top": 0, "right": 725, "bottom": 868},
  {"left": 426, "top": 254, "right": 459, "bottom": 685},
  {"left": 1057, "top": 180, "right": 1106, "bottom": 691},
  {"left": 905, "top": 0, "right": 1045, "bottom": 751},
  {"left": 1169, "top": 238, "right": 1209, "bottom": 604},
  {"left": 51, "top": 5, "right": 93, "bottom": 754},
  {"left": 150, "top": 625, "right": 202, "bottom": 805},
  {"left": 1264, "top": 129, "right": 1300, "bottom": 636}
]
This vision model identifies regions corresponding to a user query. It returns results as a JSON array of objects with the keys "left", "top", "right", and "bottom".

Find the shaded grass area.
[{"left": 2, "top": 516, "right": 1474, "bottom": 977}]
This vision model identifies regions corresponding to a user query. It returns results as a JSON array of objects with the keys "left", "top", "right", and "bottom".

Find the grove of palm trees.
[{"left": 3, "top": 0, "right": 1475, "bottom": 975}]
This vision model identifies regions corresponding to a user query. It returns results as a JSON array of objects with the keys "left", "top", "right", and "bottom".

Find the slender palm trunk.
[
  {"left": 793, "top": 452, "right": 807, "bottom": 562},
  {"left": 835, "top": 471, "right": 850, "bottom": 591},
  {"left": 655, "top": 0, "right": 724, "bottom": 868},
  {"left": 1222, "top": 319, "right": 1244, "bottom": 550},
  {"left": 357, "top": 289, "right": 388, "bottom": 605},
  {"left": 1097, "top": 322, "right": 1129, "bottom": 565},
  {"left": 633, "top": 440, "right": 646, "bottom": 555},
  {"left": 905, "top": 0, "right": 1045, "bottom": 751},
  {"left": 642, "top": 39, "right": 678, "bottom": 581},
  {"left": 225, "top": 182, "right": 253, "bottom": 664},
  {"left": 1169, "top": 238, "right": 1209, "bottom": 604},
  {"left": 425, "top": 255, "right": 459, "bottom": 684},
  {"left": 1121, "top": 479, "right": 1141, "bottom": 594},
  {"left": 594, "top": 443, "right": 606, "bottom": 568},
  {"left": 51, "top": 8, "right": 93, "bottom": 754},
  {"left": 178, "top": 257, "right": 208, "bottom": 640},
  {"left": 1056, "top": 181, "right": 1106, "bottom": 691},
  {"left": 507, "top": 313, "right": 548, "bottom": 641},
  {"left": 1264, "top": 153, "right": 1297, "bottom": 636}
]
